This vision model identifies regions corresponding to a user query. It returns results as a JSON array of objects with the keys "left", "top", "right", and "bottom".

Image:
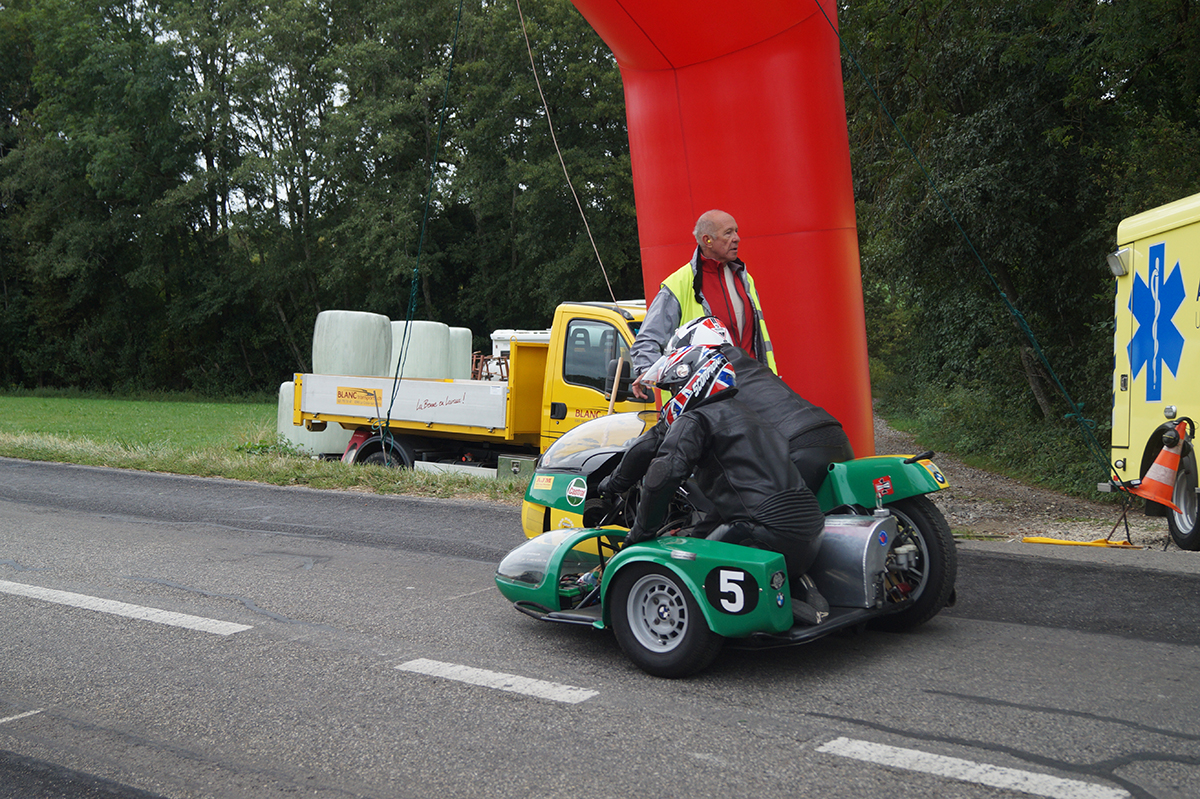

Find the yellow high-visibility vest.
[{"left": 660, "top": 262, "right": 777, "bottom": 373}]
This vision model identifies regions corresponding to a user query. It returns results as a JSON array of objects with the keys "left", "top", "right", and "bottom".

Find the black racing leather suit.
[
  {"left": 606, "top": 391, "right": 825, "bottom": 581},
  {"left": 719, "top": 345, "right": 853, "bottom": 491}
]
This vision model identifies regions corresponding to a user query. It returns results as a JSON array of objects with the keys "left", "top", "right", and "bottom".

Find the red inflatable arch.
[{"left": 570, "top": 0, "right": 874, "bottom": 456}]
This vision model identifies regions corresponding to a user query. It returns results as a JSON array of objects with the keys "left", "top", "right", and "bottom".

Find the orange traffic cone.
[{"left": 1127, "top": 421, "right": 1188, "bottom": 512}]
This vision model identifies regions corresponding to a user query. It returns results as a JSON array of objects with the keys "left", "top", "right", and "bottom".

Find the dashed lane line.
[
  {"left": 0, "top": 579, "right": 252, "bottom": 636},
  {"left": 817, "top": 737, "right": 1129, "bottom": 799},
  {"left": 0, "top": 710, "right": 44, "bottom": 725},
  {"left": 396, "top": 658, "right": 598, "bottom": 704}
]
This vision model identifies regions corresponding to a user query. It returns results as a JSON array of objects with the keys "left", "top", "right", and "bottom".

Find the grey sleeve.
[{"left": 631, "top": 287, "right": 682, "bottom": 376}]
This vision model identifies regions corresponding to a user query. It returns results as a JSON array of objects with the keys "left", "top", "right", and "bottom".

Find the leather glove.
[
  {"left": 597, "top": 474, "right": 615, "bottom": 498},
  {"left": 624, "top": 524, "right": 651, "bottom": 545}
]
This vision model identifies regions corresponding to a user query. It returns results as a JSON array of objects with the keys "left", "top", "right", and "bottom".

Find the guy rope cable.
[
  {"left": 813, "top": 3, "right": 1119, "bottom": 489},
  {"left": 514, "top": 0, "right": 618, "bottom": 305},
  {"left": 379, "top": 0, "right": 617, "bottom": 460},
  {"left": 378, "top": 0, "right": 465, "bottom": 462}
]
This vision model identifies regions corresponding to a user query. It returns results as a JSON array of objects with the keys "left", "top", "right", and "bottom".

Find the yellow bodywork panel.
[
  {"left": 1111, "top": 191, "right": 1200, "bottom": 482},
  {"left": 293, "top": 373, "right": 304, "bottom": 427},
  {"left": 506, "top": 341, "right": 548, "bottom": 439},
  {"left": 540, "top": 303, "right": 651, "bottom": 451}
]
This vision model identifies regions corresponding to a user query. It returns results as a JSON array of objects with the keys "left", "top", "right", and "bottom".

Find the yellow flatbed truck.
[
  {"left": 1107, "top": 191, "right": 1200, "bottom": 549},
  {"left": 293, "top": 300, "right": 650, "bottom": 474}
]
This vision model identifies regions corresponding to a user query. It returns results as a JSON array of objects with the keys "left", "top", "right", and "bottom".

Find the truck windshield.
[
  {"left": 562, "top": 318, "right": 631, "bottom": 392},
  {"left": 540, "top": 411, "right": 657, "bottom": 470}
]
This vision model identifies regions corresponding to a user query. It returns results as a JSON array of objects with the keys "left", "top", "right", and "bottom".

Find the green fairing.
[
  {"left": 815, "top": 456, "right": 946, "bottom": 510},
  {"left": 495, "top": 529, "right": 794, "bottom": 638},
  {"left": 524, "top": 473, "right": 591, "bottom": 514},
  {"left": 495, "top": 528, "right": 617, "bottom": 609},
  {"left": 601, "top": 537, "right": 793, "bottom": 638},
  {"left": 529, "top": 458, "right": 947, "bottom": 519}
]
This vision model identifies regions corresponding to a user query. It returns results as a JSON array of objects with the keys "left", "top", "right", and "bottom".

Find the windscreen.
[{"left": 539, "top": 411, "right": 657, "bottom": 470}]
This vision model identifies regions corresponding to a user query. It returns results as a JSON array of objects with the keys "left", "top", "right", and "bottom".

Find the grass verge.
[
  {"left": 874, "top": 382, "right": 1118, "bottom": 502},
  {"left": 0, "top": 393, "right": 526, "bottom": 505},
  {"left": 5, "top": 385, "right": 1109, "bottom": 508}
]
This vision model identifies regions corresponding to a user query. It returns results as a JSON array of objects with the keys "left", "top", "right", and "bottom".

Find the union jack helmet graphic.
[{"left": 658, "top": 345, "right": 736, "bottom": 426}]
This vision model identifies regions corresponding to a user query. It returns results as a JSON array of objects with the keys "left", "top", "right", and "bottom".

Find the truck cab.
[{"left": 539, "top": 301, "right": 650, "bottom": 449}]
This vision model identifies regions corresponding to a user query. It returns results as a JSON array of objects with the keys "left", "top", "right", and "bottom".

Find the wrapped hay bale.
[
  {"left": 312, "top": 310, "right": 392, "bottom": 376},
  {"left": 275, "top": 381, "right": 353, "bottom": 456},
  {"left": 448, "top": 327, "right": 473, "bottom": 379},
  {"left": 389, "top": 320, "right": 449, "bottom": 379}
]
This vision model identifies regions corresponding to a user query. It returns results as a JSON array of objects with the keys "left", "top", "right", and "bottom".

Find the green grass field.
[
  {"left": 0, "top": 393, "right": 524, "bottom": 504},
  {"left": 0, "top": 395, "right": 275, "bottom": 448}
]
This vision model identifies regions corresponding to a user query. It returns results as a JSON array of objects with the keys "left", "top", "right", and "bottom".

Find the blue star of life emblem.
[{"left": 1128, "top": 242, "right": 1186, "bottom": 402}]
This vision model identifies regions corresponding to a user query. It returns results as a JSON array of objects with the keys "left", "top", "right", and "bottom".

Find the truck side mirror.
[{"left": 605, "top": 358, "right": 640, "bottom": 403}]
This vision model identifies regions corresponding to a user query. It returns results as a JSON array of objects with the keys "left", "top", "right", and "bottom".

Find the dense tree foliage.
[
  {"left": 842, "top": 0, "right": 1200, "bottom": 444},
  {"left": 0, "top": 0, "right": 640, "bottom": 394}
]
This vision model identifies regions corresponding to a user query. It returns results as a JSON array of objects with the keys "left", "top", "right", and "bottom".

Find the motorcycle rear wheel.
[
  {"left": 870, "top": 495, "right": 957, "bottom": 632},
  {"left": 610, "top": 563, "right": 723, "bottom": 678}
]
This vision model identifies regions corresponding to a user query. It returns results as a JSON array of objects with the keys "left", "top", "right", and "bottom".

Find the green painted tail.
[{"left": 815, "top": 456, "right": 948, "bottom": 511}]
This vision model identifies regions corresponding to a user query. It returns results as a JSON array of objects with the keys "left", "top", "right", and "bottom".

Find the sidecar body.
[{"left": 495, "top": 511, "right": 909, "bottom": 675}]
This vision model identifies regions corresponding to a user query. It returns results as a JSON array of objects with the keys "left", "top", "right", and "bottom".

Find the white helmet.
[{"left": 667, "top": 316, "right": 733, "bottom": 351}]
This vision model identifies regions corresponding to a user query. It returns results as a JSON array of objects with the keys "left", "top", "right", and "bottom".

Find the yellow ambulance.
[{"left": 1109, "top": 191, "right": 1200, "bottom": 550}]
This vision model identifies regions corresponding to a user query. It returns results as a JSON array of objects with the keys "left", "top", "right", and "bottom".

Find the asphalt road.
[{"left": 1, "top": 458, "right": 1198, "bottom": 799}]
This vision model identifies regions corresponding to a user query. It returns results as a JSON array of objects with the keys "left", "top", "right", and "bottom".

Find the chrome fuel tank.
[{"left": 808, "top": 513, "right": 896, "bottom": 608}]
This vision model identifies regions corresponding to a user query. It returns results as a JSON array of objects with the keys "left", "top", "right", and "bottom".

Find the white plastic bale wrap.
[
  {"left": 276, "top": 381, "right": 353, "bottom": 456},
  {"left": 390, "top": 321, "right": 449, "bottom": 379},
  {"left": 448, "top": 327, "right": 473, "bottom": 379},
  {"left": 312, "top": 310, "right": 392, "bottom": 376}
]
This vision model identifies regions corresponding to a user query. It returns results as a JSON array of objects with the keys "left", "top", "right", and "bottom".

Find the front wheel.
[
  {"left": 870, "top": 495, "right": 957, "bottom": 632},
  {"left": 1167, "top": 452, "right": 1200, "bottom": 551},
  {"left": 610, "top": 563, "right": 722, "bottom": 678}
]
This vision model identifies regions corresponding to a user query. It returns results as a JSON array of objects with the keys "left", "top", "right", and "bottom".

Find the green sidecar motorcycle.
[{"left": 495, "top": 413, "right": 957, "bottom": 678}]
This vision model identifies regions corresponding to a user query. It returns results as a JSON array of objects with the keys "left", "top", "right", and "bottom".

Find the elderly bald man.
[{"left": 630, "top": 209, "right": 776, "bottom": 398}]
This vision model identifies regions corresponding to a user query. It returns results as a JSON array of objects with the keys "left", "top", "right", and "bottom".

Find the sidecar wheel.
[
  {"left": 610, "top": 564, "right": 722, "bottom": 678},
  {"left": 1167, "top": 453, "right": 1200, "bottom": 551},
  {"left": 871, "top": 495, "right": 958, "bottom": 632}
]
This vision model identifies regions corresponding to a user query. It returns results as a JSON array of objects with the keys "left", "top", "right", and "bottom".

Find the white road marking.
[
  {"left": 396, "top": 658, "right": 598, "bottom": 704},
  {"left": 688, "top": 752, "right": 731, "bottom": 768},
  {"left": 0, "top": 579, "right": 252, "bottom": 636},
  {"left": 817, "top": 737, "right": 1129, "bottom": 799},
  {"left": 0, "top": 709, "right": 43, "bottom": 725}
]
